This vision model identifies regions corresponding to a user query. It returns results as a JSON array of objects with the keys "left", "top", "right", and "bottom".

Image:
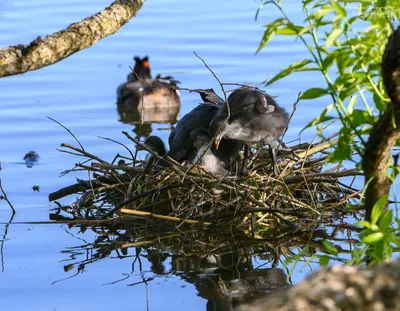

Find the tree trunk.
[
  {"left": 0, "top": 0, "right": 145, "bottom": 78},
  {"left": 362, "top": 26, "right": 400, "bottom": 221}
]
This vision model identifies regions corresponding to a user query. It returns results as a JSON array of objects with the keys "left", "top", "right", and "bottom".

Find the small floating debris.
[{"left": 23, "top": 151, "right": 39, "bottom": 168}]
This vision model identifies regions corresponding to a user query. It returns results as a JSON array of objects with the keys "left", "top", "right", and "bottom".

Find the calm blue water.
[{"left": 0, "top": 1, "right": 362, "bottom": 310}]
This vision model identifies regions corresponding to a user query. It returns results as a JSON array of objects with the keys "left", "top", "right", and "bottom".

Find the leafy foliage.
[
  {"left": 256, "top": 0, "right": 399, "bottom": 163},
  {"left": 256, "top": 0, "right": 400, "bottom": 266}
]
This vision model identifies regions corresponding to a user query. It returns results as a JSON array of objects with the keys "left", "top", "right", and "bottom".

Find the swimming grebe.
[{"left": 117, "top": 56, "right": 180, "bottom": 110}]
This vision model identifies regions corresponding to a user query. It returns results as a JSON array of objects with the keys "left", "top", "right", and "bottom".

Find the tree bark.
[
  {"left": 236, "top": 260, "right": 400, "bottom": 311},
  {"left": 362, "top": 26, "right": 400, "bottom": 221},
  {"left": 0, "top": 0, "right": 145, "bottom": 78}
]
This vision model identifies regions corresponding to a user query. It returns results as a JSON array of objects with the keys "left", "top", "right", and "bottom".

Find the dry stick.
[
  {"left": 326, "top": 189, "right": 363, "bottom": 209},
  {"left": 277, "top": 92, "right": 301, "bottom": 152},
  {"left": 60, "top": 143, "right": 107, "bottom": 164},
  {"left": 48, "top": 180, "right": 102, "bottom": 201},
  {"left": 120, "top": 208, "right": 210, "bottom": 225},
  {"left": 48, "top": 116, "right": 85, "bottom": 151},
  {"left": 193, "top": 51, "right": 226, "bottom": 100},
  {"left": 296, "top": 138, "right": 339, "bottom": 160},
  {"left": 9, "top": 218, "right": 141, "bottom": 225},
  {"left": 315, "top": 131, "right": 340, "bottom": 145},
  {"left": 92, "top": 162, "right": 143, "bottom": 174},
  {"left": 283, "top": 168, "right": 361, "bottom": 184},
  {"left": 0, "top": 178, "right": 15, "bottom": 214},
  {"left": 98, "top": 136, "right": 135, "bottom": 162},
  {"left": 279, "top": 139, "right": 339, "bottom": 175}
]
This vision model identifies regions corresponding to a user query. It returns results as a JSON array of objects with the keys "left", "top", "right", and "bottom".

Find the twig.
[
  {"left": 193, "top": 51, "right": 226, "bottom": 100},
  {"left": 98, "top": 136, "right": 135, "bottom": 162},
  {"left": 0, "top": 178, "right": 15, "bottom": 214},
  {"left": 120, "top": 208, "right": 210, "bottom": 225},
  {"left": 48, "top": 116, "right": 85, "bottom": 151},
  {"left": 283, "top": 169, "right": 361, "bottom": 184},
  {"left": 60, "top": 143, "right": 107, "bottom": 164}
]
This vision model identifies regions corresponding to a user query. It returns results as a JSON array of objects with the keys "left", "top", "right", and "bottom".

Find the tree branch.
[{"left": 0, "top": 0, "right": 145, "bottom": 77}]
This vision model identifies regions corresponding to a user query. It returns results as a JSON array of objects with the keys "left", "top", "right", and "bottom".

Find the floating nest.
[{"left": 49, "top": 129, "right": 363, "bottom": 234}]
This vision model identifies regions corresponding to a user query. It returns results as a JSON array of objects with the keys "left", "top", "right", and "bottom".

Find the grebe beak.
[{"left": 215, "top": 138, "right": 221, "bottom": 149}]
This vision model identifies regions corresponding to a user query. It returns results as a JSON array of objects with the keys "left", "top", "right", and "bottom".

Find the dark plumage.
[
  {"left": 144, "top": 136, "right": 168, "bottom": 157},
  {"left": 143, "top": 135, "right": 169, "bottom": 173},
  {"left": 197, "top": 88, "right": 225, "bottom": 105},
  {"left": 210, "top": 88, "right": 288, "bottom": 146},
  {"left": 209, "top": 87, "right": 289, "bottom": 176},
  {"left": 142, "top": 87, "right": 288, "bottom": 176},
  {"left": 117, "top": 56, "right": 180, "bottom": 110},
  {"left": 168, "top": 103, "right": 243, "bottom": 174}
]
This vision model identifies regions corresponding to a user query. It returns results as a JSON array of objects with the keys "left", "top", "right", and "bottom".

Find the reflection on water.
[
  {"left": 116, "top": 102, "right": 179, "bottom": 138},
  {"left": 52, "top": 220, "right": 358, "bottom": 310}
]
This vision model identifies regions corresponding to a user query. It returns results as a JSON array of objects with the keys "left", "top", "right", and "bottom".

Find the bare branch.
[{"left": 0, "top": 0, "right": 145, "bottom": 77}]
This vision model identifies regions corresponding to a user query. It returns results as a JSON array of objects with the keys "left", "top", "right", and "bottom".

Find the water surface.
[{"left": 0, "top": 1, "right": 359, "bottom": 310}]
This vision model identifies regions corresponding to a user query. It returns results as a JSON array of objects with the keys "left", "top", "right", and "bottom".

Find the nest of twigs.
[{"left": 49, "top": 129, "right": 362, "bottom": 232}]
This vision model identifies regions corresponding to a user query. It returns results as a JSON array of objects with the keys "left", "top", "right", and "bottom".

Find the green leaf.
[
  {"left": 256, "top": 18, "right": 285, "bottom": 53},
  {"left": 266, "top": 59, "right": 314, "bottom": 86},
  {"left": 322, "top": 53, "right": 336, "bottom": 71},
  {"left": 370, "top": 224, "right": 379, "bottom": 231},
  {"left": 255, "top": 1, "right": 272, "bottom": 21},
  {"left": 379, "top": 210, "right": 393, "bottom": 230},
  {"left": 322, "top": 240, "right": 339, "bottom": 255},
  {"left": 373, "top": 91, "right": 387, "bottom": 112},
  {"left": 348, "top": 109, "right": 375, "bottom": 127},
  {"left": 319, "top": 255, "right": 330, "bottom": 266},
  {"left": 326, "top": 127, "right": 352, "bottom": 163},
  {"left": 307, "top": 6, "right": 334, "bottom": 22},
  {"left": 301, "top": 103, "right": 335, "bottom": 133},
  {"left": 300, "top": 87, "right": 329, "bottom": 100},
  {"left": 325, "top": 28, "right": 343, "bottom": 48},
  {"left": 276, "top": 26, "right": 302, "bottom": 35},
  {"left": 371, "top": 195, "right": 388, "bottom": 225},
  {"left": 362, "top": 232, "right": 384, "bottom": 244},
  {"left": 332, "top": 1, "right": 346, "bottom": 17},
  {"left": 347, "top": 96, "right": 357, "bottom": 114},
  {"left": 357, "top": 220, "right": 371, "bottom": 228}
]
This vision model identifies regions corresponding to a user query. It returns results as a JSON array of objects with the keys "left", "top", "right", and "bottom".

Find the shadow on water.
[{"left": 48, "top": 219, "right": 360, "bottom": 310}]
